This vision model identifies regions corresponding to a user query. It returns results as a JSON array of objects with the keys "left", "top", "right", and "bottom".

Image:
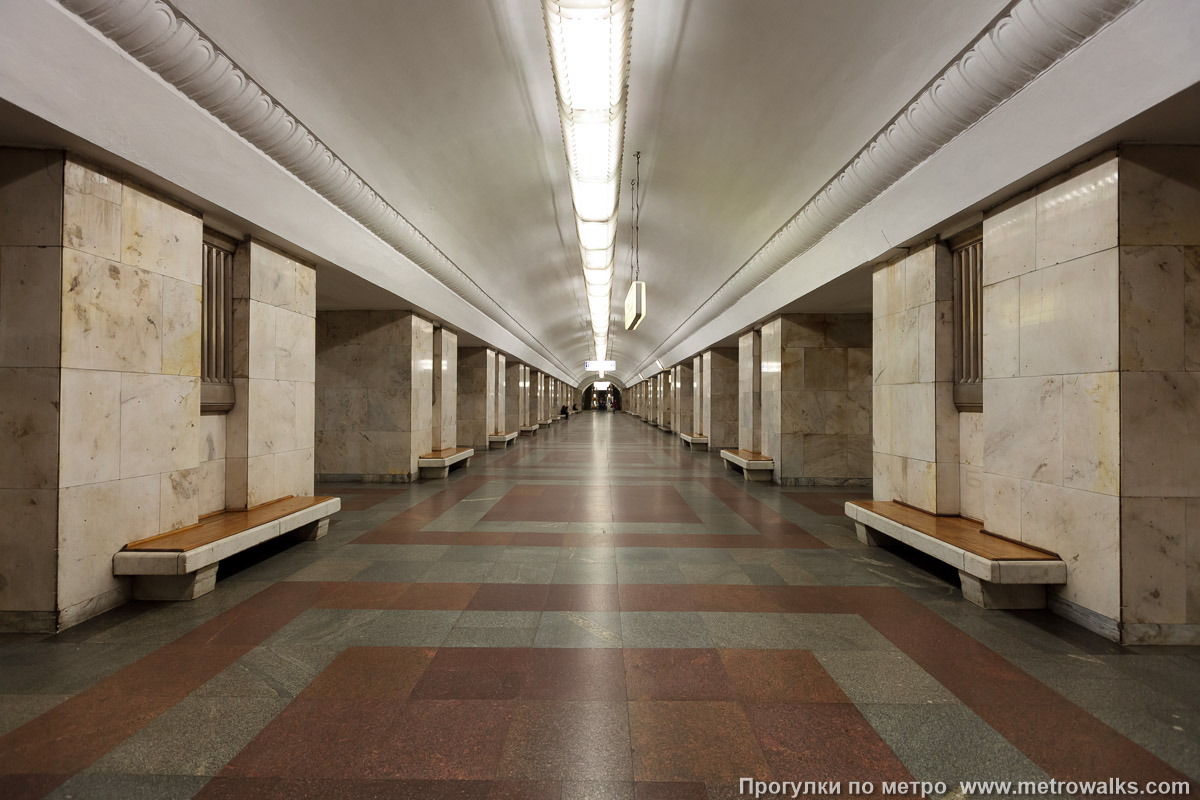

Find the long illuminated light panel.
[{"left": 542, "top": 0, "right": 633, "bottom": 364}]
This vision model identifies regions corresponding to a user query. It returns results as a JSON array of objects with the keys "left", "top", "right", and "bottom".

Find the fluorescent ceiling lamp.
[
  {"left": 577, "top": 218, "right": 616, "bottom": 250},
  {"left": 544, "top": 0, "right": 633, "bottom": 374}
]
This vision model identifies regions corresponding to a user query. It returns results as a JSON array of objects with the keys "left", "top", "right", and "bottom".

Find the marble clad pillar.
[
  {"left": 692, "top": 356, "right": 704, "bottom": 435},
  {"left": 739, "top": 330, "right": 762, "bottom": 453},
  {"left": 505, "top": 359, "right": 521, "bottom": 433},
  {"left": 456, "top": 346, "right": 493, "bottom": 450},
  {"left": 675, "top": 363, "right": 694, "bottom": 435},
  {"left": 702, "top": 348, "right": 738, "bottom": 450},
  {"left": 315, "top": 311, "right": 433, "bottom": 482},
  {"left": 760, "top": 314, "right": 871, "bottom": 486},
  {"left": 431, "top": 328, "right": 457, "bottom": 451},
  {"left": 494, "top": 353, "right": 506, "bottom": 435},
  {"left": 660, "top": 370, "right": 674, "bottom": 430}
]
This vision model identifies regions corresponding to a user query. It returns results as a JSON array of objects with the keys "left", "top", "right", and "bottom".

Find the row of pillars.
[
  {"left": 314, "top": 311, "right": 577, "bottom": 481},
  {"left": 624, "top": 314, "right": 871, "bottom": 486}
]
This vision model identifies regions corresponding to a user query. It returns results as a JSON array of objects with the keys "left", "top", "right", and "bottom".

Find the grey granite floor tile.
[
  {"left": 620, "top": 612, "right": 713, "bottom": 648},
  {"left": 535, "top": 612, "right": 623, "bottom": 648}
]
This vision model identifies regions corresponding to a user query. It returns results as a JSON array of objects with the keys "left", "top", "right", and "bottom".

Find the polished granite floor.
[{"left": 1, "top": 412, "right": 1197, "bottom": 799}]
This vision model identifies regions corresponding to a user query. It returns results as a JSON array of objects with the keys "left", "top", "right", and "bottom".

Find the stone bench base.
[
  {"left": 418, "top": 447, "right": 474, "bottom": 479},
  {"left": 114, "top": 498, "right": 340, "bottom": 601},
  {"left": 720, "top": 449, "right": 775, "bottom": 482},
  {"left": 489, "top": 431, "right": 519, "bottom": 449},
  {"left": 520, "top": 425, "right": 539, "bottom": 436},
  {"left": 679, "top": 433, "right": 708, "bottom": 451},
  {"left": 845, "top": 500, "right": 1066, "bottom": 610}
]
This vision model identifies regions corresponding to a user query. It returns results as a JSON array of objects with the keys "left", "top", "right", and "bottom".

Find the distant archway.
[{"left": 582, "top": 382, "right": 622, "bottom": 411}]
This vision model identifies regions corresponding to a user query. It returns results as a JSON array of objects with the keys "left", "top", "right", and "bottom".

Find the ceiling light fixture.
[{"left": 543, "top": 0, "right": 633, "bottom": 366}]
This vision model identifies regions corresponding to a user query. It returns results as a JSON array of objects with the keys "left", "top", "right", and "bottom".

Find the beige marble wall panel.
[
  {"left": 1120, "top": 245, "right": 1199, "bottom": 372},
  {"left": 1021, "top": 481, "right": 1120, "bottom": 619},
  {"left": 676, "top": 364, "right": 694, "bottom": 435},
  {"left": 58, "top": 368, "right": 120, "bottom": 488},
  {"left": 119, "top": 373, "right": 199, "bottom": 479},
  {"left": 0, "top": 367, "right": 60, "bottom": 491},
  {"left": 0, "top": 246, "right": 62, "bottom": 369},
  {"left": 1120, "top": 146, "right": 1200, "bottom": 246},
  {"left": 983, "top": 376, "right": 1062, "bottom": 484},
  {"left": 1121, "top": 370, "right": 1200, "bottom": 497},
  {"left": 159, "top": 467, "right": 199, "bottom": 532},
  {"left": 410, "top": 317, "right": 434, "bottom": 464},
  {"left": 57, "top": 474, "right": 159, "bottom": 611},
  {"left": 1019, "top": 248, "right": 1119, "bottom": 377},
  {"left": 958, "top": 412, "right": 984, "bottom": 468},
  {"left": 276, "top": 308, "right": 315, "bottom": 383},
  {"left": 161, "top": 278, "right": 202, "bottom": 377},
  {"left": 982, "top": 278, "right": 1020, "bottom": 378},
  {"left": 0, "top": 488, "right": 58, "bottom": 611},
  {"left": 505, "top": 361, "right": 521, "bottom": 432},
  {"left": 63, "top": 160, "right": 121, "bottom": 262},
  {"left": 120, "top": 183, "right": 201, "bottom": 285},
  {"left": 197, "top": 413, "right": 226, "bottom": 516},
  {"left": 1034, "top": 153, "right": 1119, "bottom": 270},
  {"left": 983, "top": 473, "right": 1021, "bottom": 539},
  {"left": 872, "top": 258, "right": 905, "bottom": 319},
  {"left": 1188, "top": 500, "right": 1200, "bottom": 623},
  {"left": 1121, "top": 497, "right": 1187, "bottom": 624},
  {"left": 243, "top": 242, "right": 298, "bottom": 308},
  {"left": 982, "top": 191, "right": 1036, "bottom": 287},
  {"left": 1061, "top": 372, "right": 1119, "bottom": 496},
  {"left": 276, "top": 447, "right": 314, "bottom": 499},
  {"left": 0, "top": 150, "right": 63, "bottom": 247},
  {"left": 61, "top": 250, "right": 162, "bottom": 374},
  {"left": 738, "top": 331, "right": 761, "bottom": 451},
  {"left": 960, "top": 465, "right": 984, "bottom": 522},
  {"left": 431, "top": 328, "right": 457, "bottom": 450}
]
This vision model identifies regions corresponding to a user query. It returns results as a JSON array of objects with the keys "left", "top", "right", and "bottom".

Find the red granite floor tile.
[
  {"left": 628, "top": 701, "right": 772, "bottom": 783},
  {"left": 488, "top": 780, "right": 563, "bottom": 799},
  {"left": 523, "top": 649, "right": 627, "bottom": 701},
  {"left": 0, "top": 582, "right": 318, "bottom": 784},
  {"left": 224, "top": 698, "right": 513, "bottom": 780},
  {"left": 719, "top": 650, "right": 848, "bottom": 704},
  {"left": 545, "top": 584, "right": 621, "bottom": 611},
  {"left": 686, "top": 585, "right": 789, "bottom": 613},
  {"left": 859, "top": 589, "right": 1194, "bottom": 790},
  {"left": 512, "top": 533, "right": 566, "bottom": 547},
  {"left": 199, "top": 777, "right": 493, "bottom": 799},
  {"left": 395, "top": 583, "right": 481, "bottom": 610},
  {"left": 317, "top": 581, "right": 409, "bottom": 609},
  {"left": 301, "top": 647, "right": 436, "bottom": 701},
  {"left": 624, "top": 649, "right": 734, "bottom": 701},
  {"left": 497, "top": 700, "right": 632, "bottom": 781},
  {"left": 619, "top": 585, "right": 697, "bottom": 612},
  {"left": 744, "top": 704, "right": 911, "bottom": 787},
  {"left": 412, "top": 648, "right": 534, "bottom": 700},
  {"left": 457, "top": 531, "right": 516, "bottom": 546},
  {"left": 469, "top": 583, "right": 551, "bottom": 611},
  {"left": 611, "top": 487, "right": 700, "bottom": 524},
  {"left": 633, "top": 783, "right": 709, "bottom": 800}
]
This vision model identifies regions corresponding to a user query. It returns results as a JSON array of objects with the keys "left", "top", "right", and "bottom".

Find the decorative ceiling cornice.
[
  {"left": 57, "top": 0, "right": 575, "bottom": 379},
  {"left": 631, "top": 0, "right": 1142, "bottom": 377}
]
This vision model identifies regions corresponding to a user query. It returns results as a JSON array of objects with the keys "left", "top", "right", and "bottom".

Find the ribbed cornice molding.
[
  {"left": 633, "top": 0, "right": 1141, "bottom": 376},
  {"left": 57, "top": 0, "right": 572, "bottom": 377}
]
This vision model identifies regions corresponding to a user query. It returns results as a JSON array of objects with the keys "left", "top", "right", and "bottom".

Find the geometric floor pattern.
[{"left": 0, "top": 413, "right": 1196, "bottom": 799}]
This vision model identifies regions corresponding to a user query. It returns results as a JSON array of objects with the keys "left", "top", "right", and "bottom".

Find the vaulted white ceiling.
[
  {"left": 167, "top": 0, "right": 1007, "bottom": 379},
  {"left": 3, "top": 0, "right": 1198, "bottom": 385}
]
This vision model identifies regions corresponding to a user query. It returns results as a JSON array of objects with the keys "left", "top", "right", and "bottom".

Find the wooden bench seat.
[
  {"left": 679, "top": 432, "right": 708, "bottom": 451},
  {"left": 720, "top": 448, "right": 775, "bottom": 481},
  {"left": 114, "top": 495, "right": 340, "bottom": 602},
  {"left": 418, "top": 446, "right": 474, "bottom": 478},
  {"left": 845, "top": 500, "right": 1066, "bottom": 609},
  {"left": 488, "top": 431, "right": 519, "bottom": 449}
]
